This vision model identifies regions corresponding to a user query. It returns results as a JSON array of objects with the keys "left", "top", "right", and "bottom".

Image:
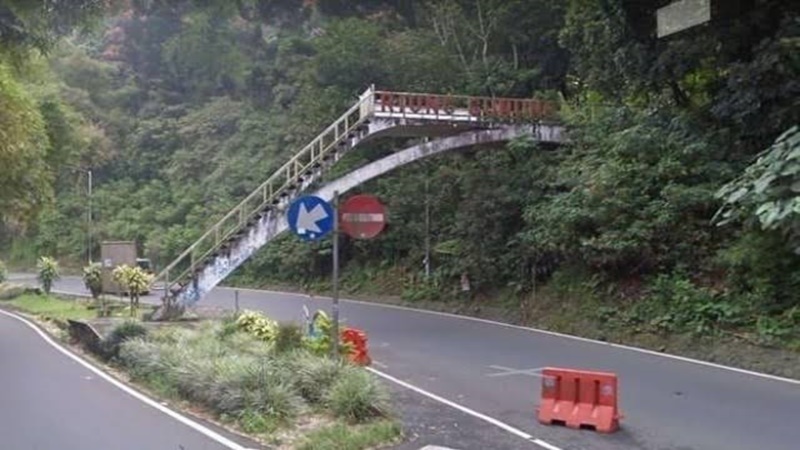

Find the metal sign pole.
[
  {"left": 331, "top": 190, "right": 340, "bottom": 358},
  {"left": 424, "top": 170, "right": 431, "bottom": 278},
  {"left": 87, "top": 169, "right": 93, "bottom": 264}
]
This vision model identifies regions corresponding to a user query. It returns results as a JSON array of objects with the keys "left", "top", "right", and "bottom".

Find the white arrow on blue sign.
[{"left": 287, "top": 195, "right": 334, "bottom": 241}]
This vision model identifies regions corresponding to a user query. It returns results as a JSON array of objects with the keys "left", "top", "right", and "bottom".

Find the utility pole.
[
  {"left": 331, "top": 190, "right": 340, "bottom": 358},
  {"left": 87, "top": 169, "right": 93, "bottom": 264},
  {"left": 67, "top": 165, "right": 93, "bottom": 265},
  {"left": 424, "top": 171, "right": 431, "bottom": 279}
]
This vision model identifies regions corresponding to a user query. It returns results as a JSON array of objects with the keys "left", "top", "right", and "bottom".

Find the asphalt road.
[
  {"left": 25, "top": 275, "right": 800, "bottom": 450},
  {"left": 0, "top": 293, "right": 261, "bottom": 450}
]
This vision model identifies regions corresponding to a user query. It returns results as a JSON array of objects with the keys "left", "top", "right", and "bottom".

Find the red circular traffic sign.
[{"left": 340, "top": 194, "right": 387, "bottom": 239}]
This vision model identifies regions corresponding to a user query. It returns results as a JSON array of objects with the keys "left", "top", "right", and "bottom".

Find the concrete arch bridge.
[{"left": 153, "top": 86, "right": 566, "bottom": 307}]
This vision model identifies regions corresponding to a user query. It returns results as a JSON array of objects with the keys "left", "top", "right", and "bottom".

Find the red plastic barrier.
[
  {"left": 340, "top": 327, "right": 372, "bottom": 366},
  {"left": 536, "top": 367, "right": 622, "bottom": 433}
]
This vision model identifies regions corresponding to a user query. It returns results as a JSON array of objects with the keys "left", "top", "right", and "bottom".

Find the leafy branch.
[{"left": 715, "top": 126, "right": 800, "bottom": 253}]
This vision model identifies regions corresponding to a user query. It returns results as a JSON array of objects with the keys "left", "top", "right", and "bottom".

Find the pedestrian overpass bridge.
[{"left": 153, "top": 86, "right": 566, "bottom": 310}]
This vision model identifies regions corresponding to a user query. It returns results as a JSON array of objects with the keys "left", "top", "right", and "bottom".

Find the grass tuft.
[
  {"left": 298, "top": 420, "right": 401, "bottom": 450},
  {"left": 291, "top": 352, "right": 347, "bottom": 404},
  {"left": 325, "top": 366, "right": 390, "bottom": 423},
  {"left": 274, "top": 321, "right": 305, "bottom": 353}
]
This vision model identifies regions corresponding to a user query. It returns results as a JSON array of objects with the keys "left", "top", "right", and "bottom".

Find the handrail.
[
  {"left": 373, "top": 89, "right": 555, "bottom": 102},
  {"left": 373, "top": 90, "right": 559, "bottom": 120}
]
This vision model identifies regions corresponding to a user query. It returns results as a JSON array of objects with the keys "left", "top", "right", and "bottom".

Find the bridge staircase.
[{"left": 151, "top": 86, "right": 561, "bottom": 311}]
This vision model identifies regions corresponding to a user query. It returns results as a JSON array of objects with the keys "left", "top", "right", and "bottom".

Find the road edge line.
[
  {"left": 0, "top": 308, "right": 250, "bottom": 450},
  {"left": 366, "top": 366, "right": 563, "bottom": 450},
  {"left": 223, "top": 286, "right": 800, "bottom": 385}
]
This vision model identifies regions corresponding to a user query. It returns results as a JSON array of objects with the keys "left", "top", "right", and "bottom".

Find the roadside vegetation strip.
[
  {"left": 5, "top": 293, "right": 96, "bottom": 320},
  {"left": 112, "top": 317, "right": 399, "bottom": 448},
  {"left": 3, "top": 292, "right": 149, "bottom": 322}
]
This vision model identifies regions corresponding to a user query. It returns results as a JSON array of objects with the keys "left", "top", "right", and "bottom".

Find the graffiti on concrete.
[{"left": 178, "top": 210, "right": 290, "bottom": 306}]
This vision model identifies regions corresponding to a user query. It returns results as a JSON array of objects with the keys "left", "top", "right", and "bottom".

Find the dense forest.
[{"left": 1, "top": 0, "right": 798, "bottom": 345}]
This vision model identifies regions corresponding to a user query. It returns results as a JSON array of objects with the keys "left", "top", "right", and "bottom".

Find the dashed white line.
[
  {"left": 0, "top": 309, "right": 249, "bottom": 450},
  {"left": 486, "top": 365, "right": 546, "bottom": 377},
  {"left": 367, "top": 367, "right": 563, "bottom": 450}
]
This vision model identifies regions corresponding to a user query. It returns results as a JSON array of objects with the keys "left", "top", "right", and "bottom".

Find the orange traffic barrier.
[
  {"left": 536, "top": 367, "right": 622, "bottom": 433},
  {"left": 340, "top": 327, "right": 372, "bottom": 366}
]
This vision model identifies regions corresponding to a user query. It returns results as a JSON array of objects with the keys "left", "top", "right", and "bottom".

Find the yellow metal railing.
[{"left": 153, "top": 87, "right": 377, "bottom": 299}]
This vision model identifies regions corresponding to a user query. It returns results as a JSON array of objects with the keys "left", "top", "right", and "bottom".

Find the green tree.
[
  {"left": 715, "top": 126, "right": 800, "bottom": 253},
  {"left": 523, "top": 106, "right": 728, "bottom": 277},
  {"left": 161, "top": 10, "right": 247, "bottom": 99},
  {"left": 0, "top": 0, "right": 109, "bottom": 57},
  {"left": 0, "top": 64, "right": 52, "bottom": 229}
]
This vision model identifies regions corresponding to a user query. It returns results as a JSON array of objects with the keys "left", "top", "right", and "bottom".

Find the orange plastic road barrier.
[
  {"left": 536, "top": 367, "right": 622, "bottom": 433},
  {"left": 340, "top": 327, "right": 372, "bottom": 366}
]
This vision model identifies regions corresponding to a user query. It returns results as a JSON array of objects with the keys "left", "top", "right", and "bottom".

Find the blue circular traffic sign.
[{"left": 287, "top": 195, "right": 334, "bottom": 241}]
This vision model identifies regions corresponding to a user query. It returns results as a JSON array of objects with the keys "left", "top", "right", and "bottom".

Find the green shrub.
[
  {"left": 112, "top": 264, "right": 153, "bottom": 312},
  {"left": 118, "top": 339, "right": 166, "bottom": 379},
  {"left": 184, "top": 355, "right": 302, "bottom": 419},
  {"left": 248, "top": 378, "right": 303, "bottom": 419},
  {"left": 325, "top": 367, "right": 389, "bottom": 423},
  {"left": 0, "top": 259, "right": 7, "bottom": 283},
  {"left": 291, "top": 352, "right": 346, "bottom": 404},
  {"left": 102, "top": 321, "right": 148, "bottom": 360},
  {"left": 617, "top": 274, "right": 746, "bottom": 336},
  {"left": 236, "top": 310, "right": 278, "bottom": 342},
  {"left": 82, "top": 262, "right": 103, "bottom": 300},
  {"left": 274, "top": 322, "right": 304, "bottom": 353},
  {"left": 401, "top": 279, "right": 439, "bottom": 302},
  {"left": 36, "top": 256, "right": 59, "bottom": 294}
]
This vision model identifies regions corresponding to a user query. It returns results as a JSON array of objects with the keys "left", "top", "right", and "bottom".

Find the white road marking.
[
  {"left": 0, "top": 309, "right": 248, "bottom": 450},
  {"left": 367, "top": 367, "right": 563, "bottom": 450},
  {"left": 487, "top": 365, "right": 546, "bottom": 378},
  {"left": 372, "top": 360, "right": 389, "bottom": 369},
  {"left": 532, "top": 438, "right": 565, "bottom": 450},
  {"left": 222, "top": 286, "right": 800, "bottom": 385}
]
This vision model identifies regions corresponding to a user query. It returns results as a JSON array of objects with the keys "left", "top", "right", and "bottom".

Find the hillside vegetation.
[{"left": 0, "top": 0, "right": 798, "bottom": 348}]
